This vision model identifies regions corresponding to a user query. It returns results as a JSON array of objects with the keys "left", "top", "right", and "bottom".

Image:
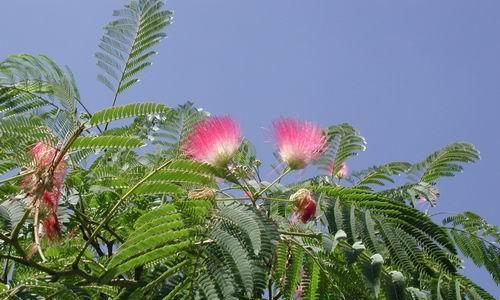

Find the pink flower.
[
  {"left": 183, "top": 116, "right": 242, "bottom": 167},
  {"left": 42, "top": 212, "right": 60, "bottom": 241},
  {"left": 22, "top": 142, "right": 67, "bottom": 241},
  {"left": 291, "top": 189, "right": 317, "bottom": 223},
  {"left": 273, "top": 118, "right": 326, "bottom": 170}
]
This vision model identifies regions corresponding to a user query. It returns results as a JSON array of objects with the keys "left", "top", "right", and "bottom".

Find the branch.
[{"left": 72, "top": 159, "right": 173, "bottom": 266}]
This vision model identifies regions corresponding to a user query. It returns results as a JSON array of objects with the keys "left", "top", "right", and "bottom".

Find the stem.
[
  {"left": 51, "top": 123, "right": 85, "bottom": 171},
  {"left": 11, "top": 208, "right": 31, "bottom": 257},
  {"left": 74, "top": 97, "right": 102, "bottom": 133},
  {"left": 0, "top": 171, "right": 35, "bottom": 185},
  {"left": 3, "top": 245, "right": 12, "bottom": 283},
  {"left": 33, "top": 199, "right": 46, "bottom": 262},
  {"left": 288, "top": 238, "right": 341, "bottom": 295},
  {"left": 279, "top": 231, "right": 321, "bottom": 239},
  {"left": 73, "top": 207, "right": 124, "bottom": 243},
  {"left": 268, "top": 278, "right": 273, "bottom": 300},
  {"left": 255, "top": 168, "right": 291, "bottom": 199},
  {"left": 0, "top": 254, "right": 55, "bottom": 275},
  {"left": 72, "top": 159, "right": 173, "bottom": 266},
  {"left": 216, "top": 197, "right": 252, "bottom": 201},
  {"left": 262, "top": 197, "right": 293, "bottom": 203}
]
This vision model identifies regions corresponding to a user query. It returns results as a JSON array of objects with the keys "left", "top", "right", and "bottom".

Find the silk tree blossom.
[
  {"left": 22, "top": 142, "right": 67, "bottom": 240},
  {"left": 183, "top": 116, "right": 242, "bottom": 167},
  {"left": 273, "top": 118, "right": 327, "bottom": 170},
  {"left": 291, "top": 189, "right": 317, "bottom": 223}
]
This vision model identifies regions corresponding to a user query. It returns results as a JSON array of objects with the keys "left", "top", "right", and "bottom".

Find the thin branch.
[
  {"left": 279, "top": 231, "right": 321, "bottom": 239},
  {"left": 0, "top": 171, "right": 35, "bottom": 185},
  {"left": 254, "top": 168, "right": 291, "bottom": 199},
  {"left": 72, "top": 159, "right": 173, "bottom": 266},
  {"left": 74, "top": 97, "right": 102, "bottom": 133},
  {"left": 32, "top": 198, "right": 47, "bottom": 262}
]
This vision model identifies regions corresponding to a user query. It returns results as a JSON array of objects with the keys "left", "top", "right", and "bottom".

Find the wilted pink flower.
[
  {"left": 291, "top": 189, "right": 317, "bottom": 223},
  {"left": 273, "top": 118, "right": 326, "bottom": 170},
  {"left": 183, "top": 116, "right": 242, "bottom": 167},
  {"left": 42, "top": 212, "right": 60, "bottom": 241},
  {"left": 22, "top": 142, "right": 66, "bottom": 241}
]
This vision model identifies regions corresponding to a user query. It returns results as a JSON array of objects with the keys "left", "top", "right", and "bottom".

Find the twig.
[
  {"left": 32, "top": 198, "right": 47, "bottom": 262},
  {"left": 72, "top": 159, "right": 173, "bottom": 266}
]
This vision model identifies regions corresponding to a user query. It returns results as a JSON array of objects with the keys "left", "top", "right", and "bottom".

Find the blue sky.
[{"left": 1, "top": 0, "right": 499, "bottom": 296}]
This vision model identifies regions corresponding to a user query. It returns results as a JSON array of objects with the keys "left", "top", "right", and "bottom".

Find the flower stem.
[
  {"left": 33, "top": 198, "right": 47, "bottom": 262},
  {"left": 216, "top": 197, "right": 252, "bottom": 201},
  {"left": 0, "top": 171, "right": 35, "bottom": 185},
  {"left": 261, "top": 197, "right": 293, "bottom": 203},
  {"left": 255, "top": 168, "right": 291, "bottom": 199},
  {"left": 278, "top": 231, "right": 321, "bottom": 239}
]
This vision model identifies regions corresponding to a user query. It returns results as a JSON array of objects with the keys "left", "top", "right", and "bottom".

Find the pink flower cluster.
[
  {"left": 183, "top": 116, "right": 242, "bottom": 167},
  {"left": 22, "top": 142, "right": 66, "bottom": 241},
  {"left": 272, "top": 118, "right": 327, "bottom": 170},
  {"left": 183, "top": 116, "right": 327, "bottom": 170}
]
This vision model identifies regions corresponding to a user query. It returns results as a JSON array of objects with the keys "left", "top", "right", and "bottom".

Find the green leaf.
[
  {"left": 70, "top": 135, "right": 144, "bottom": 150},
  {"left": 96, "top": 0, "right": 172, "bottom": 97},
  {"left": 411, "top": 143, "right": 479, "bottom": 183},
  {"left": 316, "top": 123, "right": 366, "bottom": 176},
  {"left": 89, "top": 102, "right": 170, "bottom": 126}
]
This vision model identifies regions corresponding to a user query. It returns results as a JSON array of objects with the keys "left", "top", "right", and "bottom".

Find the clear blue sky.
[{"left": 1, "top": 0, "right": 499, "bottom": 296}]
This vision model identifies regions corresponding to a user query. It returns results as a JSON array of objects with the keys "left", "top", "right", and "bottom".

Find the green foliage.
[
  {"left": 443, "top": 212, "right": 500, "bottom": 284},
  {"left": 89, "top": 102, "right": 170, "bottom": 127},
  {"left": 354, "top": 162, "right": 412, "bottom": 188},
  {"left": 0, "top": 1, "right": 496, "bottom": 299},
  {"left": 316, "top": 123, "right": 366, "bottom": 176},
  {"left": 410, "top": 143, "right": 480, "bottom": 184},
  {"left": 103, "top": 202, "right": 207, "bottom": 280},
  {"left": 0, "top": 54, "right": 80, "bottom": 117},
  {"left": 96, "top": 0, "right": 172, "bottom": 96},
  {"left": 70, "top": 135, "right": 145, "bottom": 150}
]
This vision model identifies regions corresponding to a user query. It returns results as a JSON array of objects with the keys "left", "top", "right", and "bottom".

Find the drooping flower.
[
  {"left": 273, "top": 118, "right": 327, "bottom": 170},
  {"left": 183, "top": 116, "right": 242, "bottom": 167},
  {"left": 42, "top": 212, "right": 60, "bottom": 241},
  {"left": 22, "top": 142, "right": 67, "bottom": 241},
  {"left": 290, "top": 189, "right": 317, "bottom": 223}
]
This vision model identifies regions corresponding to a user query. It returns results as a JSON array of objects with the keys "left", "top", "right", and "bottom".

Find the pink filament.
[
  {"left": 183, "top": 116, "right": 242, "bottom": 166},
  {"left": 273, "top": 118, "right": 327, "bottom": 169}
]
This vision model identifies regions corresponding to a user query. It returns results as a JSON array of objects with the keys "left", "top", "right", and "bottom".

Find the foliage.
[{"left": 0, "top": 1, "right": 497, "bottom": 299}]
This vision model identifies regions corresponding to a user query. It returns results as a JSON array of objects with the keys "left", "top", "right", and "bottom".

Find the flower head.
[
  {"left": 291, "top": 189, "right": 317, "bottom": 223},
  {"left": 183, "top": 116, "right": 242, "bottom": 167},
  {"left": 273, "top": 118, "right": 326, "bottom": 169}
]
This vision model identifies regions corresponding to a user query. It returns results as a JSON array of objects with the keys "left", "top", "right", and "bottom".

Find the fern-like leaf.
[
  {"left": 89, "top": 102, "right": 170, "bottom": 127},
  {"left": 96, "top": 0, "right": 172, "bottom": 97}
]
